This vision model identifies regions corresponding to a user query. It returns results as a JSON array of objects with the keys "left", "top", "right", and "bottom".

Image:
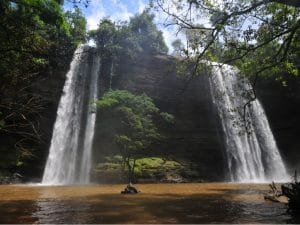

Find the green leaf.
[{"left": 0, "top": 120, "right": 5, "bottom": 129}]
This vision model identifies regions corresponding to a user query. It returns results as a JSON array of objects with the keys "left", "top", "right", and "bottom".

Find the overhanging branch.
[{"left": 270, "top": 0, "right": 300, "bottom": 8}]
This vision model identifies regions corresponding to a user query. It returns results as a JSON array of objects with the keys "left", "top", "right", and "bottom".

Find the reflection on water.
[
  {"left": 0, "top": 183, "right": 296, "bottom": 223},
  {"left": 34, "top": 200, "right": 92, "bottom": 223}
]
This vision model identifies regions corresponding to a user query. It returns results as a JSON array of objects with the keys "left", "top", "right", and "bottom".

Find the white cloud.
[
  {"left": 138, "top": 0, "right": 147, "bottom": 13},
  {"left": 160, "top": 27, "right": 177, "bottom": 53},
  {"left": 86, "top": 0, "right": 106, "bottom": 30},
  {"left": 110, "top": 0, "right": 133, "bottom": 22},
  {"left": 85, "top": 0, "right": 134, "bottom": 30}
]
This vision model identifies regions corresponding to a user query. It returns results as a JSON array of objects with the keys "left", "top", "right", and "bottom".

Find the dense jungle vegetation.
[
  {"left": 0, "top": 0, "right": 300, "bottom": 186},
  {"left": 0, "top": 0, "right": 87, "bottom": 177}
]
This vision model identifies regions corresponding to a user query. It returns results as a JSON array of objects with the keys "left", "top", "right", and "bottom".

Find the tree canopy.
[
  {"left": 0, "top": 0, "right": 86, "bottom": 172},
  {"left": 89, "top": 11, "right": 169, "bottom": 91},
  {"left": 89, "top": 10, "right": 169, "bottom": 60},
  {"left": 129, "top": 10, "right": 169, "bottom": 54},
  {"left": 152, "top": 0, "right": 300, "bottom": 86},
  {"left": 96, "top": 90, "right": 174, "bottom": 183}
]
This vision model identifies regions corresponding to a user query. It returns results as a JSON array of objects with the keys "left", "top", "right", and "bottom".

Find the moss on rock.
[{"left": 92, "top": 156, "right": 185, "bottom": 183}]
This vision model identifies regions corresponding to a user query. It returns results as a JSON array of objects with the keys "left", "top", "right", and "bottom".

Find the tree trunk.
[
  {"left": 131, "top": 158, "right": 137, "bottom": 183},
  {"left": 125, "top": 158, "right": 132, "bottom": 184}
]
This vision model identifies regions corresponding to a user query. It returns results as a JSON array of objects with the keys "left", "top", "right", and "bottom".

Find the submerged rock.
[
  {"left": 121, "top": 183, "right": 140, "bottom": 194},
  {"left": 160, "top": 174, "right": 186, "bottom": 183}
]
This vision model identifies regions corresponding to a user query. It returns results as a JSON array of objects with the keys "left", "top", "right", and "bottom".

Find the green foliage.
[
  {"left": 89, "top": 19, "right": 121, "bottom": 59},
  {"left": 160, "top": 112, "right": 175, "bottom": 123},
  {"left": 94, "top": 156, "right": 183, "bottom": 180},
  {"left": 97, "top": 96, "right": 119, "bottom": 108},
  {"left": 153, "top": 0, "right": 300, "bottom": 85},
  {"left": 89, "top": 10, "right": 168, "bottom": 61},
  {"left": 0, "top": 0, "right": 87, "bottom": 87},
  {"left": 133, "top": 157, "right": 182, "bottom": 177},
  {"left": 136, "top": 157, "right": 165, "bottom": 167},
  {"left": 89, "top": 11, "right": 168, "bottom": 89},
  {"left": 0, "top": 0, "right": 87, "bottom": 172},
  {"left": 97, "top": 90, "right": 163, "bottom": 152},
  {"left": 96, "top": 90, "right": 174, "bottom": 182},
  {"left": 1, "top": 0, "right": 62, "bottom": 86},
  {"left": 129, "top": 10, "right": 168, "bottom": 54},
  {"left": 65, "top": 7, "right": 87, "bottom": 45},
  {"left": 89, "top": 18, "right": 139, "bottom": 84}
]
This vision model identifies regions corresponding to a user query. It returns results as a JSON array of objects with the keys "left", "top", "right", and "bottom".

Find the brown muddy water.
[{"left": 0, "top": 183, "right": 298, "bottom": 224}]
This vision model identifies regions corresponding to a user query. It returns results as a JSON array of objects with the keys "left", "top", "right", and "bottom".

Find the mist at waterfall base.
[
  {"left": 42, "top": 45, "right": 100, "bottom": 185},
  {"left": 42, "top": 45, "right": 288, "bottom": 185},
  {"left": 209, "top": 63, "right": 288, "bottom": 183}
]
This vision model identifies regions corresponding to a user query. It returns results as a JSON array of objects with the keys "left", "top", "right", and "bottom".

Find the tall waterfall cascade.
[
  {"left": 42, "top": 45, "right": 100, "bottom": 185},
  {"left": 209, "top": 63, "right": 288, "bottom": 182}
]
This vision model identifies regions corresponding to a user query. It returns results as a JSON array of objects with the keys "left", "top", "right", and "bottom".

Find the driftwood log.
[
  {"left": 264, "top": 182, "right": 284, "bottom": 203},
  {"left": 265, "top": 171, "right": 300, "bottom": 210}
]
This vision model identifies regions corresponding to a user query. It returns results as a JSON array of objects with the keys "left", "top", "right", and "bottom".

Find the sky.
[{"left": 63, "top": 0, "right": 178, "bottom": 52}]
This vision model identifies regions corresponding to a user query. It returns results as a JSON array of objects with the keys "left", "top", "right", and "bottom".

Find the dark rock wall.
[
  {"left": 96, "top": 52, "right": 300, "bottom": 180},
  {"left": 34, "top": 51, "right": 299, "bottom": 181},
  {"left": 257, "top": 77, "right": 300, "bottom": 174},
  {"left": 94, "top": 53, "right": 227, "bottom": 181}
]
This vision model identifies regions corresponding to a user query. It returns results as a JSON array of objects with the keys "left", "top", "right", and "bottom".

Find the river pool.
[{"left": 0, "top": 183, "right": 297, "bottom": 223}]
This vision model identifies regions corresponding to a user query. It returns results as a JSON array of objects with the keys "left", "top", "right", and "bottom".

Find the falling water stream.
[
  {"left": 209, "top": 63, "right": 288, "bottom": 182},
  {"left": 42, "top": 45, "right": 100, "bottom": 185}
]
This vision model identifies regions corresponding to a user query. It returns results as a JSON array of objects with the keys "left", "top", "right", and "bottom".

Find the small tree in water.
[{"left": 96, "top": 90, "right": 174, "bottom": 184}]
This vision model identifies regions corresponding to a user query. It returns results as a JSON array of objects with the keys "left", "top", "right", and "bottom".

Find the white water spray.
[
  {"left": 209, "top": 64, "right": 288, "bottom": 182},
  {"left": 42, "top": 46, "right": 100, "bottom": 185}
]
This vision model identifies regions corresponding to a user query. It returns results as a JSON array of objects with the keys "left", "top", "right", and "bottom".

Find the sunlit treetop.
[{"left": 151, "top": 0, "right": 300, "bottom": 85}]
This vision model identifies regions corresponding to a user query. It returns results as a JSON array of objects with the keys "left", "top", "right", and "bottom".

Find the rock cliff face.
[
  {"left": 94, "top": 53, "right": 227, "bottom": 181},
  {"left": 36, "top": 52, "right": 299, "bottom": 182},
  {"left": 95, "top": 52, "right": 300, "bottom": 181}
]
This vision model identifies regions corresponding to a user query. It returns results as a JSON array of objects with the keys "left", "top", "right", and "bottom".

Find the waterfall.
[
  {"left": 42, "top": 45, "right": 100, "bottom": 185},
  {"left": 209, "top": 63, "right": 288, "bottom": 182},
  {"left": 78, "top": 50, "right": 100, "bottom": 184}
]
